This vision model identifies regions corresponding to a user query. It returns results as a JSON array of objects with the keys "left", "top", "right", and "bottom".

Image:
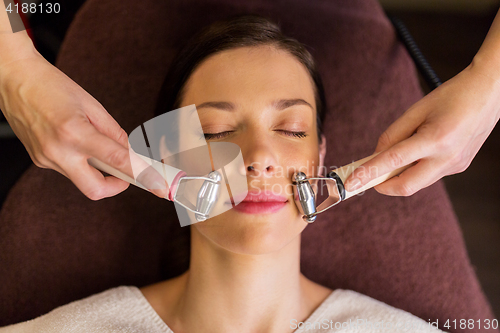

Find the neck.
[{"left": 171, "top": 227, "right": 316, "bottom": 333}]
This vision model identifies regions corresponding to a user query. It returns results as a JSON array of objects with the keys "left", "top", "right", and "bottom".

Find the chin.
[{"left": 193, "top": 205, "right": 307, "bottom": 255}]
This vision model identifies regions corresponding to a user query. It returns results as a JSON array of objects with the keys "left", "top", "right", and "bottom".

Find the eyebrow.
[
  {"left": 197, "top": 101, "right": 235, "bottom": 111},
  {"left": 196, "top": 99, "right": 313, "bottom": 111},
  {"left": 273, "top": 99, "right": 313, "bottom": 110}
]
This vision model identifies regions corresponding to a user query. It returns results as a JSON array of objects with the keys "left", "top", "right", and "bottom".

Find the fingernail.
[
  {"left": 151, "top": 183, "right": 168, "bottom": 199},
  {"left": 346, "top": 179, "right": 361, "bottom": 191}
]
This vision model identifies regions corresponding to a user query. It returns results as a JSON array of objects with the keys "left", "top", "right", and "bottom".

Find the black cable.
[{"left": 388, "top": 15, "right": 442, "bottom": 90}]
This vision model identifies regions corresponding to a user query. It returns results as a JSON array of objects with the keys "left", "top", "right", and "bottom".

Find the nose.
[
  {"left": 239, "top": 133, "right": 279, "bottom": 177},
  {"left": 246, "top": 164, "right": 273, "bottom": 173}
]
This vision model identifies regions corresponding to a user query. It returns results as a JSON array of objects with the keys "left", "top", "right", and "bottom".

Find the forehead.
[{"left": 182, "top": 46, "right": 316, "bottom": 109}]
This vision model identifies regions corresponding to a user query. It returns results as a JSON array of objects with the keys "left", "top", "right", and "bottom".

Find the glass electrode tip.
[
  {"left": 303, "top": 215, "right": 317, "bottom": 223},
  {"left": 293, "top": 171, "right": 317, "bottom": 223},
  {"left": 195, "top": 170, "right": 222, "bottom": 222},
  {"left": 295, "top": 172, "right": 307, "bottom": 182}
]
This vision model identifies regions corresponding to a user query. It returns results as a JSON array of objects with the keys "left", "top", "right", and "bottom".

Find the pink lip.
[{"left": 232, "top": 190, "right": 288, "bottom": 214}]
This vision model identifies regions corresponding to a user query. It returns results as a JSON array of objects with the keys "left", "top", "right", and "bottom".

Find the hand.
[
  {"left": 344, "top": 59, "right": 500, "bottom": 196},
  {"left": 0, "top": 50, "right": 168, "bottom": 200}
]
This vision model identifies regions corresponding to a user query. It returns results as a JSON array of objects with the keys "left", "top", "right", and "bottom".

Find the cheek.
[{"left": 278, "top": 139, "right": 321, "bottom": 179}]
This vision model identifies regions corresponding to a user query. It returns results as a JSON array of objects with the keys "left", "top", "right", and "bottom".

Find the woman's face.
[{"left": 180, "top": 46, "right": 325, "bottom": 255}]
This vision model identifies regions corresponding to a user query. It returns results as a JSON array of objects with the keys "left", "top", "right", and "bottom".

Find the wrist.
[
  {"left": 0, "top": 31, "right": 38, "bottom": 73},
  {"left": 469, "top": 54, "right": 500, "bottom": 121},
  {"left": 471, "top": 50, "right": 500, "bottom": 81},
  {"left": 470, "top": 9, "right": 500, "bottom": 90},
  {"left": 0, "top": 32, "right": 40, "bottom": 110}
]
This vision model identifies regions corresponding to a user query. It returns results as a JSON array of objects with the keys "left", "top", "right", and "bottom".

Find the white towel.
[{"left": 0, "top": 286, "right": 445, "bottom": 332}]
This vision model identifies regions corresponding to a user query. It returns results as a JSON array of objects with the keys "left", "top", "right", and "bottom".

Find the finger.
[
  {"left": 128, "top": 148, "right": 170, "bottom": 196},
  {"left": 375, "top": 105, "right": 426, "bottom": 153},
  {"left": 82, "top": 128, "right": 168, "bottom": 198},
  {"left": 85, "top": 103, "right": 129, "bottom": 148},
  {"left": 65, "top": 157, "right": 130, "bottom": 200},
  {"left": 373, "top": 158, "right": 443, "bottom": 196},
  {"left": 344, "top": 133, "right": 431, "bottom": 191}
]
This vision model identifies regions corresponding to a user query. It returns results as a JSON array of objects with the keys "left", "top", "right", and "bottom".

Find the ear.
[{"left": 318, "top": 134, "right": 327, "bottom": 176}]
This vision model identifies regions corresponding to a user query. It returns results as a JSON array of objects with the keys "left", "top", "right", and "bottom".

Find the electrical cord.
[{"left": 388, "top": 15, "right": 443, "bottom": 90}]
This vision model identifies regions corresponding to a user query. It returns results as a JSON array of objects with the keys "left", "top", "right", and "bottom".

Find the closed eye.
[
  {"left": 203, "top": 131, "right": 234, "bottom": 140},
  {"left": 203, "top": 130, "right": 308, "bottom": 140},
  {"left": 276, "top": 130, "right": 308, "bottom": 138}
]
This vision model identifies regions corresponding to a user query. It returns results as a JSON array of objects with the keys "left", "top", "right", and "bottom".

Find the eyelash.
[
  {"left": 203, "top": 131, "right": 234, "bottom": 140},
  {"left": 203, "top": 130, "right": 308, "bottom": 140},
  {"left": 278, "top": 130, "right": 308, "bottom": 138}
]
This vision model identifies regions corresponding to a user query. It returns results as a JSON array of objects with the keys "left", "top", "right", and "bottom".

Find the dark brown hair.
[{"left": 154, "top": 15, "right": 326, "bottom": 140}]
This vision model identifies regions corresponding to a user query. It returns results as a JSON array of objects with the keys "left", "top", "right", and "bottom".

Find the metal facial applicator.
[
  {"left": 293, "top": 170, "right": 345, "bottom": 223},
  {"left": 293, "top": 153, "right": 411, "bottom": 222},
  {"left": 174, "top": 170, "right": 222, "bottom": 222},
  {"left": 87, "top": 156, "right": 222, "bottom": 222}
]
